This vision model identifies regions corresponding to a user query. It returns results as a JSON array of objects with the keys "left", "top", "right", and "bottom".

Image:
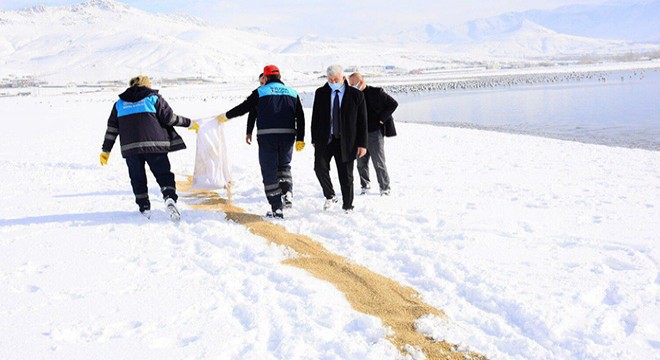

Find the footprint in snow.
[
  {"left": 603, "top": 257, "right": 637, "bottom": 271},
  {"left": 603, "top": 284, "right": 623, "bottom": 305}
]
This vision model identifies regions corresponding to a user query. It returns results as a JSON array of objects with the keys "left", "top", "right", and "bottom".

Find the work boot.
[
  {"left": 139, "top": 204, "right": 151, "bottom": 219},
  {"left": 266, "top": 209, "right": 284, "bottom": 219},
  {"left": 165, "top": 198, "right": 180, "bottom": 222},
  {"left": 282, "top": 192, "right": 293, "bottom": 209}
]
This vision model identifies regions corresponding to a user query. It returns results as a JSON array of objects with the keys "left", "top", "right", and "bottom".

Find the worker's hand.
[
  {"left": 217, "top": 113, "right": 229, "bottom": 123},
  {"left": 357, "top": 147, "right": 367, "bottom": 158},
  {"left": 295, "top": 141, "right": 305, "bottom": 152},
  {"left": 246, "top": 133, "right": 252, "bottom": 145},
  {"left": 100, "top": 152, "right": 110, "bottom": 166},
  {"left": 188, "top": 121, "right": 200, "bottom": 134}
]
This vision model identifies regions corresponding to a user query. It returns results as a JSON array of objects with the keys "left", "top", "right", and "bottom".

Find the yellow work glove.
[
  {"left": 100, "top": 152, "right": 110, "bottom": 166},
  {"left": 217, "top": 113, "right": 229, "bottom": 123},
  {"left": 188, "top": 121, "right": 200, "bottom": 133},
  {"left": 295, "top": 141, "right": 305, "bottom": 152}
]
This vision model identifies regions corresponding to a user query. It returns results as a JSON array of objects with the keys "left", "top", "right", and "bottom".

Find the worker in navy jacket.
[
  {"left": 100, "top": 75, "right": 196, "bottom": 218},
  {"left": 218, "top": 65, "right": 305, "bottom": 218}
]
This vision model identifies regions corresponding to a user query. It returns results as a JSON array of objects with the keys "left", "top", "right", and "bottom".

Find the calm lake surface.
[{"left": 392, "top": 69, "right": 660, "bottom": 150}]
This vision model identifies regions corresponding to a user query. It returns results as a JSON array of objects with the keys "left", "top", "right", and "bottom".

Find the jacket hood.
[{"left": 119, "top": 86, "right": 159, "bottom": 102}]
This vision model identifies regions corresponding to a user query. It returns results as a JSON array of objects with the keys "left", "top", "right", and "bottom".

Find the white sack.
[{"left": 192, "top": 116, "right": 232, "bottom": 190}]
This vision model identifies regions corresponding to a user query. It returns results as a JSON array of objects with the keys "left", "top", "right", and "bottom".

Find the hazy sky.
[{"left": 2, "top": 0, "right": 611, "bottom": 37}]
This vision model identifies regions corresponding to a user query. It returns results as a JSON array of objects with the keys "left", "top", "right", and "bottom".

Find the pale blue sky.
[{"left": 1, "top": 0, "right": 611, "bottom": 37}]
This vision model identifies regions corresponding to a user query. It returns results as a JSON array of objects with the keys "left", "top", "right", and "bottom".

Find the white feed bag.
[{"left": 192, "top": 116, "right": 232, "bottom": 190}]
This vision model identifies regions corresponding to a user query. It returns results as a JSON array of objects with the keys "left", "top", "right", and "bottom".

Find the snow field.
[{"left": 1, "top": 84, "right": 659, "bottom": 359}]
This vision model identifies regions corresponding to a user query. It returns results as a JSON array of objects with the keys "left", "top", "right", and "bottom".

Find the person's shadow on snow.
[
  {"left": 0, "top": 211, "right": 148, "bottom": 226},
  {"left": 0, "top": 190, "right": 161, "bottom": 226},
  {"left": 52, "top": 190, "right": 131, "bottom": 198},
  {"left": 0, "top": 190, "right": 182, "bottom": 226}
]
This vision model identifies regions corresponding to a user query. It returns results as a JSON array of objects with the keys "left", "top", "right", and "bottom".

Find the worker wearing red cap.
[{"left": 217, "top": 65, "right": 305, "bottom": 219}]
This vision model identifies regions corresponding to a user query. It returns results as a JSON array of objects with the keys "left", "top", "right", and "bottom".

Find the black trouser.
[
  {"left": 125, "top": 153, "right": 177, "bottom": 211},
  {"left": 258, "top": 136, "right": 294, "bottom": 212},
  {"left": 314, "top": 138, "right": 355, "bottom": 210}
]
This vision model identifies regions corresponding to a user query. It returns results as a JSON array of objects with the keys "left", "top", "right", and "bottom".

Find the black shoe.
[
  {"left": 282, "top": 192, "right": 293, "bottom": 209},
  {"left": 343, "top": 207, "right": 354, "bottom": 214},
  {"left": 266, "top": 209, "right": 284, "bottom": 219}
]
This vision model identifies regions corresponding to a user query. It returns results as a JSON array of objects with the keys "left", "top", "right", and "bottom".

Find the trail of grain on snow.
[{"left": 179, "top": 178, "right": 484, "bottom": 360}]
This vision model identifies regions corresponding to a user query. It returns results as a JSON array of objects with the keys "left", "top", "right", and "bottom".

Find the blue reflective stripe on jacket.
[
  {"left": 256, "top": 82, "right": 298, "bottom": 135},
  {"left": 225, "top": 80, "right": 305, "bottom": 141},
  {"left": 115, "top": 95, "right": 158, "bottom": 117},
  {"left": 257, "top": 82, "right": 298, "bottom": 99}
]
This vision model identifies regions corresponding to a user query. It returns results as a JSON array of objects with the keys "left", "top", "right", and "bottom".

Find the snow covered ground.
[{"left": 0, "top": 85, "right": 658, "bottom": 359}]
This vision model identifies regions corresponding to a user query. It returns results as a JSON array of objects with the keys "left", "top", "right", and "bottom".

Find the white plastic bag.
[{"left": 192, "top": 116, "right": 232, "bottom": 191}]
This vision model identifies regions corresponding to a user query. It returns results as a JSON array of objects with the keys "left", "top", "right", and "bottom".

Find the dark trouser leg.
[
  {"left": 368, "top": 130, "right": 390, "bottom": 191},
  {"left": 357, "top": 147, "right": 371, "bottom": 189},
  {"left": 314, "top": 143, "right": 336, "bottom": 199},
  {"left": 258, "top": 138, "right": 283, "bottom": 211},
  {"left": 278, "top": 138, "right": 294, "bottom": 195},
  {"left": 125, "top": 154, "right": 150, "bottom": 211},
  {"left": 333, "top": 143, "right": 355, "bottom": 210},
  {"left": 145, "top": 153, "right": 177, "bottom": 202}
]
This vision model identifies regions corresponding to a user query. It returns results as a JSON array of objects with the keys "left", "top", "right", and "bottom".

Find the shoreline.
[
  {"left": 2, "top": 60, "right": 659, "bottom": 93},
  {"left": 381, "top": 67, "right": 659, "bottom": 94},
  {"left": 294, "top": 60, "right": 660, "bottom": 92},
  {"left": 407, "top": 121, "right": 660, "bottom": 152}
]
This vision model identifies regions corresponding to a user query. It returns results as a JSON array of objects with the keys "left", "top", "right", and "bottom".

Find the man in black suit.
[
  {"left": 348, "top": 72, "right": 398, "bottom": 196},
  {"left": 311, "top": 64, "right": 368, "bottom": 212}
]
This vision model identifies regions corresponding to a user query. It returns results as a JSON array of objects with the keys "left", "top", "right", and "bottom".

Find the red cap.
[{"left": 263, "top": 65, "right": 280, "bottom": 76}]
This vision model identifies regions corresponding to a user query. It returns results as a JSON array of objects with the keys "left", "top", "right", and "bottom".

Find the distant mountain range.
[
  {"left": 517, "top": 1, "right": 659, "bottom": 42},
  {"left": 402, "top": 0, "right": 660, "bottom": 44},
  {"left": 0, "top": 0, "right": 657, "bottom": 83}
]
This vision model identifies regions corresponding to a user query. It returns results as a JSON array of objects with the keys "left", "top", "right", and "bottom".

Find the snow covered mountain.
[
  {"left": 521, "top": 0, "right": 660, "bottom": 42},
  {"left": 445, "top": 20, "right": 639, "bottom": 58},
  {"left": 0, "top": 0, "right": 657, "bottom": 84},
  {"left": 408, "top": 0, "right": 660, "bottom": 44},
  {"left": 0, "top": 0, "right": 284, "bottom": 83}
]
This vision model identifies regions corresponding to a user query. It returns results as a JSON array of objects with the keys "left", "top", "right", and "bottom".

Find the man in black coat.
[
  {"left": 311, "top": 65, "right": 368, "bottom": 212},
  {"left": 349, "top": 72, "right": 398, "bottom": 196}
]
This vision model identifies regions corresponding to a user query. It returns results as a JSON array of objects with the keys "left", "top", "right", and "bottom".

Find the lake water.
[{"left": 392, "top": 69, "right": 660, "bottom": 151}]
